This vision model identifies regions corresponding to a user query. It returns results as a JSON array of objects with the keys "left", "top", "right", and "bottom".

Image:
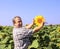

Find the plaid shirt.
[{"left": 13, "top": 27, "right": 33, "bottom": 49}]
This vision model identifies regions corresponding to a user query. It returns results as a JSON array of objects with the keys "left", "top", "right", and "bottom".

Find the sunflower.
[
  {"left": 57, "top": 43, "right": 60, "bottom": 47},
  {"left": 34, "top": 15, "right": 45, "bottom": 26}
]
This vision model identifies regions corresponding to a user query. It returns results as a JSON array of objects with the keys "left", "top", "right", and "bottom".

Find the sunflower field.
[
  {"left": 0, "top": 26, "right": 13, "bottom": 49},
  {"left": 0, "top": 24, "right": 60, "bottom": 49}
]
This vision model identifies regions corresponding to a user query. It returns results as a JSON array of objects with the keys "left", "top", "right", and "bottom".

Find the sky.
[{"left": 0, "top": 0, "right": 60, "bottom": 26}]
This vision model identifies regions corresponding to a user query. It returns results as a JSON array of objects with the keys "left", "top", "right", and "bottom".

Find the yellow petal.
[{"left": 34, "top": 15, "right": 45, "bottom": 26}]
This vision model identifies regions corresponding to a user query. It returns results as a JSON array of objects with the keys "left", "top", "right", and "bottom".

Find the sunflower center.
[{"left": 37, "top": 18, "right": 42, "bottom": 23}]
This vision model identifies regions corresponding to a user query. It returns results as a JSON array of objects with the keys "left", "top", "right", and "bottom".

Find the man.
[{"left": 12, "top": 16, "right": 44, "bottom": 49}]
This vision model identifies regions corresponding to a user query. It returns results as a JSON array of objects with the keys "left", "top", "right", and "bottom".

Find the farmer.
[{"left": 12, "top": 16, "right": 44, "bottom": 49}]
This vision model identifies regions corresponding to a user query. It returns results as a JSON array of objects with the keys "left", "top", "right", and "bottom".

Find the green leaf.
[{"left": 28, "top": 39, "right": 39, "bottom": 49}]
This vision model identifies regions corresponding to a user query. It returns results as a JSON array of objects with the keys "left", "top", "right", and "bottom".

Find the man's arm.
[
  {"left": 33, "top": 22, "right": 44, "bottom": 33},
  {"left": 25, "top": 19, "right": 34, "bottom": 29},
  {"left": 25, "top": 23, "right": 33, "bottom": 29}
]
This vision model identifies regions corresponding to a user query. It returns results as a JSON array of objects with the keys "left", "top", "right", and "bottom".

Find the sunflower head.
[{"left": 34, "top": 15, "right": 45, "bottom": 26}]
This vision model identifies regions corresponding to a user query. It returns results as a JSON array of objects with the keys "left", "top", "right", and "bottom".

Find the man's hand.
[
  {"left": 33, "top": 22, "right": 44, "bottom": 33},
  {"left": 25, "top": 18, "right": 35, "bottom": 29}
]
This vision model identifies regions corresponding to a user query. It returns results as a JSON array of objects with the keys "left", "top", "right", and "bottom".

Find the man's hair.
[{"left": 12, "top": 16, "right": 21, "bottom": 24}]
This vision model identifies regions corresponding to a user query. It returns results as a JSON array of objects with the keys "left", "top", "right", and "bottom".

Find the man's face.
[{"left": 14, "top": 17, "right": 22, "bottom": 27}]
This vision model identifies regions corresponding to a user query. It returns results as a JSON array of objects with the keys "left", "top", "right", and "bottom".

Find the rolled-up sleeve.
[{"left": 28, "top": 29, "right": 34, "bottom": 36}]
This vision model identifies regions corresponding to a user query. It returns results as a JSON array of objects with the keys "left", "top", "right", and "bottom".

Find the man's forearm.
[
  {"left": 25, "top": 23, "right": 33, "bottom": 29},
  {"left": 33, "top": 22, "right": 44, "bottom": 33}
]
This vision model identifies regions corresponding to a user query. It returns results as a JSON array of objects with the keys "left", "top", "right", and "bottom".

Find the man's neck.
[{"left": 14, "top": 26, "right": 22, "bottom": 28}]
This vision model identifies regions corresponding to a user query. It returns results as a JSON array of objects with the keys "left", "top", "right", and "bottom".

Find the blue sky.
[{"left": 0, "top": 0, "right": 60, "bottom": 26}]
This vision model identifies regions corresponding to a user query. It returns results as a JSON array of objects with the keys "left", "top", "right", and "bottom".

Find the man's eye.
[{"left": 18, "top": 21, "right": 21, "bottom": 22}]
